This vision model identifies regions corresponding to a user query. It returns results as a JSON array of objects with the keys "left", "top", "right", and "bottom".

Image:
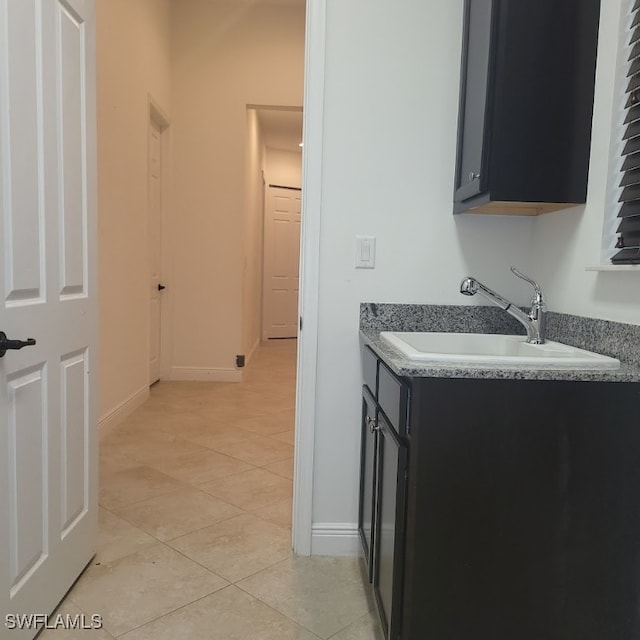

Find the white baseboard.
[
  {"left": 98, "top": 385, "right": 149, "bottom": 438},
  {"left": 310, "top": 523, "right": 360, "bottom": 557},
  {"left": 169, "top": 366, "right": 243, "bottom": 382}
]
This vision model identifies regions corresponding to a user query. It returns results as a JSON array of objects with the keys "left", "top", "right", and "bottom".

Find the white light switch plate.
[{"left": 355, "top": 236, "right": 376, "bottom": 269}]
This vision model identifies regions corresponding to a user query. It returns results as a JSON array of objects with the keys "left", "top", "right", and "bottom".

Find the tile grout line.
[
  {"left": 87, "top": 342, "right": 314, "bottom": 639},
  {"left": 234, "top": 576, "right": 327, "bottom": 640},
  {"left": 111, "top": 585, "right": 233, "bottom": 639}
]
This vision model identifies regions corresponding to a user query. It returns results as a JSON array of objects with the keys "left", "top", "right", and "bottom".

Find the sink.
[{"left": 380, "top": 332, "right": 620, "bottom": 370}]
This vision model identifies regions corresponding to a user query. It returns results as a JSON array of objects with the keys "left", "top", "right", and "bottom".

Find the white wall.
[
  {"left": 265, "top": 147, "right": 302, "bottom": 188},
  {"left": 528, "top": 0, "right": 640, "bottom": 325},
  {"left": 311, "top": 0, "right": 536, "bottom": 539},
  {"left": 96, "top": 0, "right": 172, "bottom": 422},
  {"left": 169, "top": 0, "right": 305, "bottom": 379}
]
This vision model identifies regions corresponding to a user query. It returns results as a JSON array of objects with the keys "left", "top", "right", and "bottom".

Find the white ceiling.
[{"left": 256, "top": 108, "right": 303, "bottom": 153}]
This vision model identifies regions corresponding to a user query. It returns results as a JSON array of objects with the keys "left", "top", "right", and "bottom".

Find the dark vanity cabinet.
[
  {"left": 359, "top": 346, "right": 640, "bottom": 640},
  {"left": 358, "top": 347, "right": 409, "bottom": 640},
  {"left": 454, "top": 0, "right": 601, "bottom": 215}
]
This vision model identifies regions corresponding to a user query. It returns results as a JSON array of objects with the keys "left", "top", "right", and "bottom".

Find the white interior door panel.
[{"left": 0, "top": 1, "right": 97, "bottom": 637}]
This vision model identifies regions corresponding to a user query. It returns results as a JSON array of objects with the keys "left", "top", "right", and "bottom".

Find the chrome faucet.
[{"left": 460, "top": 267, "right": 547, "bottom": 344}]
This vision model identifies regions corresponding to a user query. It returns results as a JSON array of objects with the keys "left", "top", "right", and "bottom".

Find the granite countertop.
[{"left": 360, "top": 304, "right": 640, "bottom": 383}]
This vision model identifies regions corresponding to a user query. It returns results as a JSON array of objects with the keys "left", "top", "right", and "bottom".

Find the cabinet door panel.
[
  {"left": 454, "top": 0, "right": 494, "bottom": 202},
  {"left": 358, "top": 386, "right": 377, "bottom": 581},
  {"left": 374, "top": 413, "right": 407, "bottom": 640},
  {"left": 378, "top": 362, "right": 408, "bottom": 437},
  {"left": 362, "top": 346, "right": 378, "bottom": 396}
]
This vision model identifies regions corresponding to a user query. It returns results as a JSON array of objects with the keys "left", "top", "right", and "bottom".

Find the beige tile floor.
[{"left": 43, "top": 339, "right": 382, "bottom": 639}]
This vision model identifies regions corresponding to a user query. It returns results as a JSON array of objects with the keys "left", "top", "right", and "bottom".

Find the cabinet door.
[
  {"left": 358, "top": 386, "right": 377, "bottom": 582},
  {"left": 406, "top": 378, "right": 568, "bottom": 640},
  {"left": 373, "top": 412, "right": 408, "bottom": 640},
  {"left": 454, "top": 0, "right": 494, "bottom": 203}
]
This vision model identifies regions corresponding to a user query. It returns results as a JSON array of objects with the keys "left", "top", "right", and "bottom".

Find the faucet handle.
[{"left": 510, "top": 266, "right": 545, "bottom": 307}]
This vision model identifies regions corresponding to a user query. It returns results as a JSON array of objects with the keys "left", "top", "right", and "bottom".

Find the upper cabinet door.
[
  {"left": 452, "top": 0, "right": 601, "bottom": 216},
  {"left": 453, "top": 0, "right": 494, "bottom": 203}
]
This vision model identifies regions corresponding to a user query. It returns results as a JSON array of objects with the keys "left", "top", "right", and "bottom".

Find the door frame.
[
  {"left": 147, "top": 97, "right": 171, "bottom": 382},
  {"left": 292, "top": 0, "right": 326, "bottom": 555}
]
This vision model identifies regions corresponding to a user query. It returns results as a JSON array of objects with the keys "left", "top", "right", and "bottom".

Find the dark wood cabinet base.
[{"left": 360, "top": 350, "right": 640, "bottom": 639}]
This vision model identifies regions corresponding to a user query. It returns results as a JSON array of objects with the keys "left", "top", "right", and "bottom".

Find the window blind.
[{"left": 613, "top": 0, "right": 640, "bottom": 264}]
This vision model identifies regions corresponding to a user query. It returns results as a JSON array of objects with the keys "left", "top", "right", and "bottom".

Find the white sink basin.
[{"left": 380, "top": 332, "right": 620, "bottom": 370}]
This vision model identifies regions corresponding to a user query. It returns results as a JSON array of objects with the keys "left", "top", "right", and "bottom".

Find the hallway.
[{"left": 43, "top": 340, "right": 381, "bottom": 639}]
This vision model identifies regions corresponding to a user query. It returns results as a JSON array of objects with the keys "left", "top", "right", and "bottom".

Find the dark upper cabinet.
[{"left": 453, "top": 0, "right": 601, "bottom": 215}]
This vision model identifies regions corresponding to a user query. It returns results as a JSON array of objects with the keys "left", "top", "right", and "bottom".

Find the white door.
[
  {"left": 148, "top": 120, "right": 162, "bottom": 384},
  {"left": 0, "top": 1, "right": 97, "bottom": 637},
  {"left": 262, "top": 186, "right": 301, "bottom": 339}
]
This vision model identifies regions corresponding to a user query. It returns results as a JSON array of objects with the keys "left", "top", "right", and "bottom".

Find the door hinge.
[
  {"left": 299, "top": 316, "right": 303, "bottom": 331},
  {"left": 236, "top": 354, "right": 245, "bottom": 368}
]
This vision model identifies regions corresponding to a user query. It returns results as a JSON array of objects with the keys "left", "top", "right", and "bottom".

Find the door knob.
[
  {"left": 158, "top": 284, "right": 166, "bottom": 291},
  {"left": 0, "top": 331, "right": 36, "bottom": 358}
]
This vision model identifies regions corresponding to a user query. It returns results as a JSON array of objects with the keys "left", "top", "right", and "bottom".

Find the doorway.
[
  {"left": 95, "top": 0, "right": 320, "bottom": 562},
  {"left": 245, "top": 106, "right": 303, "bottom": 343}
]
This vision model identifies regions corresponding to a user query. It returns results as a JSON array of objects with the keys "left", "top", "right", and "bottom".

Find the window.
[{"left": 613, "top": 0, "right": 640, "bottom": 263}]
